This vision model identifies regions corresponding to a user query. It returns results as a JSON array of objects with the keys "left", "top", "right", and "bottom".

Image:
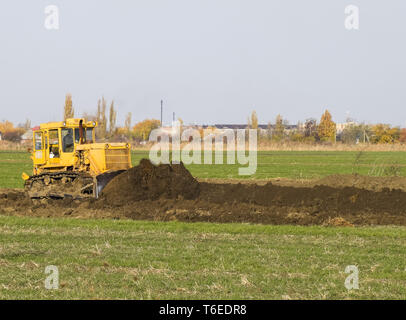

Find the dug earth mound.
[
  {"left": 100, "top": 159, "right": 200, "bottom": 205},
  {"left": 1, "top": 159, "right": 406, "bottom": 226}
]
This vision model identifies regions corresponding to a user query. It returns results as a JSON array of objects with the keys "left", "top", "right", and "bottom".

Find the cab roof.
[{"left": 39, "top": 118, "right": 97, "bottom": 130}]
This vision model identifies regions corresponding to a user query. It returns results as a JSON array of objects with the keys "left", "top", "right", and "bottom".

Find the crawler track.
[{"left": 24, "top": 172, "right": 95, "bottom": 199}]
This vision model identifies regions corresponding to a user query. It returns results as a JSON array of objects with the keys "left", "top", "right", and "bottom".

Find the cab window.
[
  {"left": 74, "top": 128, "right": 81, "bottom": 143},
  {"left": 49, "top": 129, "right": 60, "bottom": 158},
  {"left": 34, "top": 132, "right": 43, "bottom": 150},
  {"left": 62, "top": 128, "right": 74, "bottom": 153},
  {"left": 86, "top": 128, "right": 94, "bottom": 143}
]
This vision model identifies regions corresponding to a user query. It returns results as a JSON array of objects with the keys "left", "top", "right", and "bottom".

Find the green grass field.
[
  {"left": 0, "top": 215, "right": 405, "bottom": 299},
  {"left": 1, "top": 150, "right": 406, "bottom": 188},
  {"left": 1, "top": 150, "right": 406, "bottom": 299}
]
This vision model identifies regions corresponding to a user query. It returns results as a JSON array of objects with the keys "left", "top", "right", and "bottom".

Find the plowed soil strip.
[{"left": 1, "top": 160, "right": 406, "bottom": 226}]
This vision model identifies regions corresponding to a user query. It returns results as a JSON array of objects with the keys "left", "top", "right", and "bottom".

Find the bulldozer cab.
[{"left": 31, "top": 119, "right": 96, "bottom": 173}]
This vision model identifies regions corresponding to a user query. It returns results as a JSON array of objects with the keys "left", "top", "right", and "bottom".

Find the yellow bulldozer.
[{"left": 22, "top": 118, "right": 131, "bottom": 199}]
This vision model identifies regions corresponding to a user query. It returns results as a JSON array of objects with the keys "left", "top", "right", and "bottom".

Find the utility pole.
[
  {"left": 160, "top": 100, "right": 163, "bottom": 127},
  {"left": 173, "top": 112, "right": 175, "bottom": 122}
]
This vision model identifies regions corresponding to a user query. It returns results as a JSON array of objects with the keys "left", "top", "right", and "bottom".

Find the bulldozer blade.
[{"left": 95, "top": 170, "right": 125, "bottom": 198}]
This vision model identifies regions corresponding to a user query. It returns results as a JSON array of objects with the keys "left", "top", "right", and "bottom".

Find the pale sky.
[{"left": 0, "top": 0, "right": 405, "bottom": 127}]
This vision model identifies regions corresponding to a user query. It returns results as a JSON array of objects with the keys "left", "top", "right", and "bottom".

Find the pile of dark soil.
[
  {"left": 100, "top": 159, "right": 200, "bottom": 205},
  {"left": 198, "top": 182, "right": 406, "bottom": 216}
]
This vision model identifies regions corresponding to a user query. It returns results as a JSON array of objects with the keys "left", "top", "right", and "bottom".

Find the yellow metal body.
[{"left": 26, "top": 118, "right": 131, "bottom": 178}]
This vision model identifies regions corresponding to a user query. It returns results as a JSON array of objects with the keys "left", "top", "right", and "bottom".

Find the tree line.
[
  {"left": 1, "top": 93, "right": 405, "bottom": 145},
  {"left": 64, "top": 93, "right": 159, "bottom": 142},
  {"left": 246, "top": 109, "right": 405, "bottom": 145}
]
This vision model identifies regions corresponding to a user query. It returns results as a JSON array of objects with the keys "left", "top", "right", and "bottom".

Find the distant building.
[
  {"left": 153, "top": 123, "right": 306, "bottom": 141},
  {"left": 21, "top": 129, "right": 33, "bottom": 142},
  {"left": 212, "top": 124, "right": 298, "bottom": 135},
  {"left": 336, "top": 122, "right": 357, "bottom": 134}
]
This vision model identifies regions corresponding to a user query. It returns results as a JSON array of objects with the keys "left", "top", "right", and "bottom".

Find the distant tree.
[
  {"left": 267, "top": 121, "right": 272, "bottom": 140},
  {"left": 177, "top": 117, "right": 184, "bottom": 135},
  {"left": 124, "top": 112, "right": 132, "bottom": 137},
  {"left": 109, "top": 100, "right": 117, "bottom": 136},
  {"left": 318, "top": 110, "right": 336, "bottom": 142},
  {"left": 115, "top": 127, "right": 130, "bottom": 141},
  {"left": 304, "top": 118, "right": 317, "bottom": 138},
  {"left": 3, "top": 130, "right": 24, "bottom": 142},
  {"left": 63, "top": 93, "right": 74, "bottom": 121},
  {"left": 273, "top": 114, "right": 285, "bottom": 141},
  {"left": 133, "top": 119, "right": 161, "bottom": 141},
  {"left": 96, "top": 97, "right": 107, "bottom": 139},
  {"left": 82, "top": 112, "right": 97, "bottom": 122},
  {"left": 0, "top": 121, "right": 14, "bottom": 134},
  {"left": 251, "top": 111, "right": 258, "bottom": 129},
  {"left": 341, "top": 124, "right": 370, "bottom": 144},
  {"left": 0, "top": 121, "right": 25, "bottom": 142},
  {"left": 400, "top": 128, "right": 406, "bottom": 143},
  {"left": 371, "top": 124, "right": 400, "bottom": 144},
  {"left": 289, "top": 130, "right": 305, "bottom": 142}
]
